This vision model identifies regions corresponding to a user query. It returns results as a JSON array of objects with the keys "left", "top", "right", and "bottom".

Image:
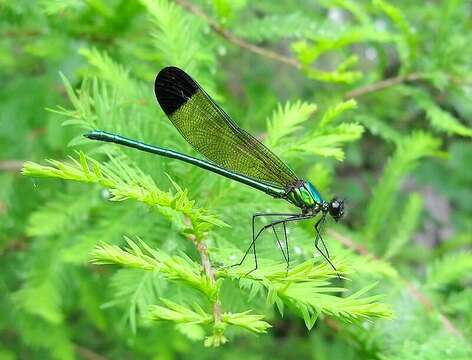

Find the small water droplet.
[
  {"left": 365, "top": 47, "right": 377, "bottom": 61},
  {"left": 101, "top": 189, "right": 110, "bottom": 199},
  {"left": 328, "top": 8, "right": 344, "bottom": 23},
  {"left": 217, "top": 46, "right": 227, "bottom": 57},
  {"left": 375, "top": 19, "right": 387, "bottom": 31}
]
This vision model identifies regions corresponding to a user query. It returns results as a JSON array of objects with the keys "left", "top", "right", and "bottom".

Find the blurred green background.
[{"left": 1, "top": 0, "right": 471, "bottom": 359}]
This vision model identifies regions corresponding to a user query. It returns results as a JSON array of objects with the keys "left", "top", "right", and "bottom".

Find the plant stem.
[
  {"left": 173, "top": 0, "right": 428, "bottom": 97},
  {"left": 75, "top": 345, "right": 109, "bottom": 360},
  {"left": 0, "top": 160, "right": 26, "bottom": 172},
  {"left": 174, "top": 0, "right": 300, "bottom": 68},
  {"left": 184, "top": 216, "right": 222, "bottom": 324},
  {"left": 196, "top": 240, "right": 222, "bottom": 322},
  {"left": 344, "top": 73, "right": 425, "bottom": 98},
  {"left": 173, "top": 1, "right": 471, "bottom": 99}
]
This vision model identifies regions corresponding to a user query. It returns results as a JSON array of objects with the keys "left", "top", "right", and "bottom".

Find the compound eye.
[{"left": 328, "top": 198, "right": 344, "bottom": 220}]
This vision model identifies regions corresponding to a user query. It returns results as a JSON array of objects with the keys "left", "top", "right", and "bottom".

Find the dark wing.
[{"left": 154, "top": 66, "right": 299, "bottom": 189}]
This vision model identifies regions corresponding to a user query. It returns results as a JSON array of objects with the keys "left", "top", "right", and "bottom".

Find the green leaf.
[
  {"left": 384, "top": 193, "right": 423, "bottom": 259},
  {"left": 224, "top": 259, "right": 393, "bottom": 326},
  {"left": 415, "top": 92, "right": 472, "bottom": 138},
  {"left": 266, "top": 101, "right": 317, "bottom": 149},
  {"left": 22, "top": 153, "right": 227, "bottom": 239},
  {"left": 373, "top": 0, "right": 417, "bottom": 68},
  {"left": 235, "top": 12, "right": 318, "bottom": 42},
  {"left": 364, "top": 132, "right": 440, "bottom": 246},
  {"left": 427, "top": 252, "right": 472, "bottom": 289},
  {"left": 149, "top": 298, "right": 212, "bottom": 324},
  {"left": 319, "top": 99, "right": 357, "bottom": 127},
  {"left": 294, "top": 123, "right": 364, "bottom": 161}
]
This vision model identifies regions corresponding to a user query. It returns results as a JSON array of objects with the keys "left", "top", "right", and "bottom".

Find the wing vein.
[{"left": 154, "top": 66, "right": 299, "bottom": 189}]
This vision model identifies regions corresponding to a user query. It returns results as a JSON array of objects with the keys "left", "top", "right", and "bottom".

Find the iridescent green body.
[{"left": 286, "top": 181, "right": 323, "bottom": 211}]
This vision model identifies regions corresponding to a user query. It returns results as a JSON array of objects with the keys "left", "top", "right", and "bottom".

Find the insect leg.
[
  {"left": 314, "top": 215, "right": 338, "bottom": 274},
  {"left": 232, "top": 213, "right": 304, "bottom": 275},
  {"left": 271, "top": 225, "right": 289, "bottom": 267},
  {"left": 244, "top": 214, "right": 313, "bottom": 275},
  {"left": 315, "top": 216, "right": 330, "bottom": 259},
  {"left": 232, "top": 213, "right": 296, "bottom": 270},
  {"left": 282, "top": 221, "right": 290, "bottom": 275}
]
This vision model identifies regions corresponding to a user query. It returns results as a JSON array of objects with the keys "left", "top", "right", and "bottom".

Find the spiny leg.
[
  {"left": 244, "top": 214, "right": 313, "bottom": 276},
  {"left": 313, "top": 215, "right": 338, "bottom": 275},
  {"left": 271, "top": 225, "right": 289, "bottom": 266},
  {"left": 315, "top": 216, "right": 330, "bottom": 259},
  {"left": 232, "top": 213, "right": 297, "bottom": 270},
  {"left": 271, "top": 221, "right": 291, "bottom": 273},
  {"left": 251, "top": 224, "right": 258, "bottom": 276},
  {"left": 282, "top": 221, "right": 290, "bottom": 274}
]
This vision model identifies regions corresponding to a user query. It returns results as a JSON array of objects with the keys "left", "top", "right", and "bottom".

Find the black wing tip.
[{"left": 154, "top": 66, "right": 199, "bottom": 116}]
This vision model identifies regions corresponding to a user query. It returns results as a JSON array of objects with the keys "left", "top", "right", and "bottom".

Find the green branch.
[
  {"left": 92, "top": 238, "right": 392, "bottom": 340},
  {"left": 22, "top": 152, "right": 227, "bottom": 240}
]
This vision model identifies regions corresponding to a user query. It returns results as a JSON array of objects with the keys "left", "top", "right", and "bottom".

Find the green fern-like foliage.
[
  {"left": 2, "top": 0, "right": 472, "bottom": 358},
  {"left": 23, "top": 146, "right": 392, "bottom": 345}
]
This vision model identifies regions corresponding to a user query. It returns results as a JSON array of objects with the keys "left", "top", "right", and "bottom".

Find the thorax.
[{"left": 285, "top": 180, "right": 323, "bottom": 213}]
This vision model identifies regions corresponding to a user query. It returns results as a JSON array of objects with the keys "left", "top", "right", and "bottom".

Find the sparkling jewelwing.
[{"left": 85, "top": 66, "right": 345, "bottom": 273}]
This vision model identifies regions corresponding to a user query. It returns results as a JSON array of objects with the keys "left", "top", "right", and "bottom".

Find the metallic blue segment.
[{"left": 306, "top": 181, "right": 323, "bottom": 204}]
